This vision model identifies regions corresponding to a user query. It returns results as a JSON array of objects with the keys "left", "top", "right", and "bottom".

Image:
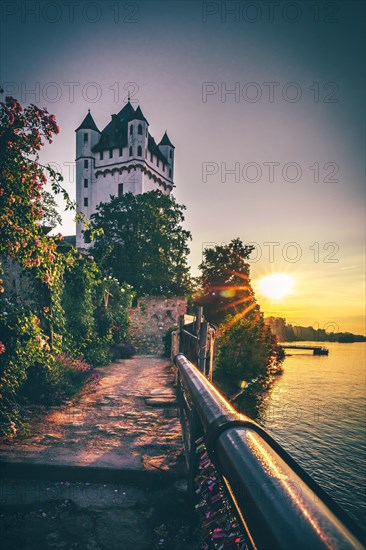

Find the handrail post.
[
  {"left": 207, "top": 328, "right": 215, "bottom": 380},
  {"left": 195, "top": 305, "right": 203, "bottom": 337},
  {"left": 198, "top": 320, "right": 208, "bottom": 374}
]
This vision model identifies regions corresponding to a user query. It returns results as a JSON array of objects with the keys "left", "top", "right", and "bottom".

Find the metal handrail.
[{"left": 174, "top": 353, "right": 365, "bottom": 550}]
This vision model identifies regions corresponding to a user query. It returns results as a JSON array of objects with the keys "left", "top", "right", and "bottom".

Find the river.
[{"left": 236, "top": 341, "right": 366, "bottom": 528}]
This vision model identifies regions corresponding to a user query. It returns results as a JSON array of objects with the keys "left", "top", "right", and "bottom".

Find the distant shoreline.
[{"left": 265, "top": 317, "right": 366, "bottom": 343}]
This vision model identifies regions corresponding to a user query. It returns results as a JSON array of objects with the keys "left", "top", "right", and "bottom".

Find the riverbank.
[{"left": 251, "top": 342, "right": 365, "bottom": 528}]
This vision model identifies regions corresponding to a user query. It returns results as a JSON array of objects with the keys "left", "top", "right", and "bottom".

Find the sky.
[{"left": 0, "top": 0, "right": 365, "bottom": 333}]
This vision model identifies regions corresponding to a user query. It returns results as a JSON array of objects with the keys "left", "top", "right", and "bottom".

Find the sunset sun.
[{"left": 257, "top": 273, "right": 294, "bottom": 300}]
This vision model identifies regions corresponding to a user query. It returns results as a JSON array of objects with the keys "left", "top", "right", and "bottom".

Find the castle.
[{"left": 75, "top": 100, "right": 175, "bottom": 248}]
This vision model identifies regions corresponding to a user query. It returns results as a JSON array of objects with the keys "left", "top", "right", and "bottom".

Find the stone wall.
[
  {"left": 1, "top": 257, "right": 34, "bottom": 305},
  {"left": 128, "top": 296, "right": 187, "bottom": 355}
]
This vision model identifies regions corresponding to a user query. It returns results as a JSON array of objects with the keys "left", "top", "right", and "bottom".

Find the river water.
[{"left": 236, "top": 341, "right": 366, "bottom": 528}]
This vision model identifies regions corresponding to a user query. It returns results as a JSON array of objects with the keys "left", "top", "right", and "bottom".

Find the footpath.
[{"left": 0, "top": 356, "right": 196, "bottom": 550}]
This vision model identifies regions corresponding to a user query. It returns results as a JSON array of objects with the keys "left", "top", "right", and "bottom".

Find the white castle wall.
[{"left": 76, "top": 112, "right": 174, "bottom": 249}]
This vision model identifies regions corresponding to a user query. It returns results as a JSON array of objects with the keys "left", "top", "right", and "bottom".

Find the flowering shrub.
[
  {"left": 20, "top": 353, "right": 100, "bottom": 405},
  {"left": 0, "top": 97, "right": 131, "bottom": 437},
  {"left": 0, "top": 297, "right": 55, "bottom": 435},
  {"left": 62, "top": 255, "right": 133, "bottom": 366},
  {"left": 0, "top": 95, "right": 60, "bottom": 289}
]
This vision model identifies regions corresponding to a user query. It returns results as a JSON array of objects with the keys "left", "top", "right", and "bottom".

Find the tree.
[
  {"left": 41, "top": 190, "right": 62, "bottom": 229},
  {"left": 61, "top": 252, "right": 133, "bottom": 366},
  {"left": 0, "top": 94, "right": 82, "bottom": 292},
  {"left": 196, "top": 239, "right": 282, "bottom": 390},
  {"left": 88, "top": 191, "right": 192, "bottom": 297},
  {"left": 0, "top": 95, "right": 60, "bottom": 287},
  {"left": 215, "top": 315, "right": 281, "bottom": 388},
  {"left": 196, "top": 238, "right": 259, "bottom": 325},
  {"left": 0, "top": 96, "right": 106, "bottom": 436}
]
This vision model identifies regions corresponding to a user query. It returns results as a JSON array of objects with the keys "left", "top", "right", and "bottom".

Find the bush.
[
  {"left": 110, "top": 342, "right": 136, "bottom": 360},
  {"left": 62, "top": 255, "right": 133, "bottom": 366},
  {"left": 0, "top": 298, "right": 54, "bottom": 435},
  {"left": 214, "top": 314, "right": 281, "bottom": 390},
  {"left": 0, "top": 295, "right": 100, "bottom": 436},
  {"left": 20, "top": 353, "right": 99, "bottom": 405}
]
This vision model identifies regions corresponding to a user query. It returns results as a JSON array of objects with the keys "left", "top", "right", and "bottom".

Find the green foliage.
[
  {"left": 88, "top": 191, "right": 192, "bottom": 298},
  {"left": 214, "top": 315, "right": 281, "bottom": 389},
  {"left": 61, "top": 252, "right": 133, "bottom": 366},
  {"left": 0, "top": 96, "right": 59, "bottom": 283},
  {"left": 0, "top": 298, "right": 53, "bottom": 398},
  {"left": 20, "top": 353, "right": 99, "bottom": 406},
  {"left": 0, "top": 96, "right": 131, "bottom": 437},
  {"left": 197, "top": 238, "right": 258, "bottom": 325},
  {"left": 197, "top": 238, "right": 282, "bottom": 390},
  {"left": 0, "top": 297, "right": 55, "bottom": 435},
  {"left": 40, "top": 190, "right": 62, "bottom": 229}
]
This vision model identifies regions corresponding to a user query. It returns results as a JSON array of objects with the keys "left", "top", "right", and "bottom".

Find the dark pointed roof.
[
  {"left": 159, "top": 131, "right": 174, "bottom": 148},
  {"left": 133, "top": 106, "right": 149, "bottom": 124},
  {"left": 92, "top": 102, "right": 169, "bottom": 164},
  {"left": 148, "top": 135, "right": 168, "bottom": 164},
  {"left": 92, "top": 113, "right": 128, "bottom": 152},
  {"left": 75, "top": 111, "right": 100, "bottom": 132},
  {"left": 117, "top": 100, "right": 135, "bottom": 119}
]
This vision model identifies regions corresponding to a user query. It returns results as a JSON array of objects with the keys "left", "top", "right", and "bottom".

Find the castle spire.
[{"left": 75, "top": 111, "right": 100, "bottom": 132}]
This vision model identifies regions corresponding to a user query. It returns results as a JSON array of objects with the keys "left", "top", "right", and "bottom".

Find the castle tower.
[
  {"left": 127, "top": 105, "right": 149, "bottom": 194},
  {"left": 158, "top": 132, "right": 175, "bottom": 182},
  {"left": 75, "top": 110, "right": 100, "bottom": 248},
  {"left": 75, "top": 102, "right": 175, "bottom": 248}
]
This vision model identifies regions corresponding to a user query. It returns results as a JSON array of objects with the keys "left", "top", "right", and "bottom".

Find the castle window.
[
  {"left": 84, "top": 159, "right": 88, "bottom": 168},
  {"left": 84, "top": 197, "right": 88, "bottom": 207},
  {"left": 157, "top": 159, "right": 160, "bottom": 168},
  {"left": 12, "top": 279, "right": 16, "bottom": 288},
  {"left": 169, "top": 150, "right": 172, "bottom": 158},
  {"left": 169, "top": 168, "right": 172, "bottom": 178},
  {"left": 119, "top": 147, "right": 123, "bottom": 156},
  {"left": 130, "top": 125, "right": 133, "bottom": 135},
  {"left": 84, "top": 178, "right": 88, "bottom": 188},
  {"left": 137, "top": 145, "right": 142, "bottom": 157},
  {"left": 118, "top": 183, "right": 124, "bottom": 197},
  {"left": 150, "top": 152, "right": 153, "bottom": 162},
  {"left": 83, "top": 133, "right": 88, "bottom": 142},
  {"left": 100, "top": 151, "right": 104, "bottom": 160},
  {"left": 146, "top": 128, "right": 148, "bottom": 137},
  {"left": 138, "top": 124, "right": 143, "bottom": 135},
  {"left": 109, "top": 149, "right": 113, "bottom": 159},
  {"left": 145, "top": 149, "right": 147, "bottom": 159},
  {"left": 129, "top": 146, "right": 133, "bottom": 157}
]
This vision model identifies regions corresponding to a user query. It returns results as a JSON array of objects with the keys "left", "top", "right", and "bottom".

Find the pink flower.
[{"left": 0, "top": 342, "right": 5, "bottom": 354}]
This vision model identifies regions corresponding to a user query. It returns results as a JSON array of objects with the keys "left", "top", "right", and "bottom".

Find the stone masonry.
[{"left": 129, "top": 296, "right": 187, "bottom": 355}]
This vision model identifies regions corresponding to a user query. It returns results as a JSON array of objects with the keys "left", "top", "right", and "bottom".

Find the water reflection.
[{"left": 231, "top": 370, "right": 282, "bottom": 423}]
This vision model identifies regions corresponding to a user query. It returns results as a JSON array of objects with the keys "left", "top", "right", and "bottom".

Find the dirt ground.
[
  {"left": 0, "top": 356, "right": 184, "bottom": 473},
  {"left": 0, "top": 356, "right": 197, "bottom": 549}
]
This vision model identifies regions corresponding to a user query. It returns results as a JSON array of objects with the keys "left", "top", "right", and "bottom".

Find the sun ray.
[
  {"left": 217, "top": 294, "right": 254, "bottom": 312},
  {"left": 257, "top": 273, "right": 294, "bottom": 300},
  {"left": 223, "top": 302, "right": 258, "bottom": 331}
]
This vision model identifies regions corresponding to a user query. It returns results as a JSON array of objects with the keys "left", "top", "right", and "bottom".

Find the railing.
[
  {"left": 171, "top": 307, "right": 215, "bottom": 379},
  {"left": 174, "top": 353, "right": 365, "bottom": 550}
]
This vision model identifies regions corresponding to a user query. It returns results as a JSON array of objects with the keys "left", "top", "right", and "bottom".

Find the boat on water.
[
  {"left": 281, "top": 344, "right": 329, "bottom": 356},
  {"left": 313, "top": 346, "right": 329, "bottom": 356}
]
